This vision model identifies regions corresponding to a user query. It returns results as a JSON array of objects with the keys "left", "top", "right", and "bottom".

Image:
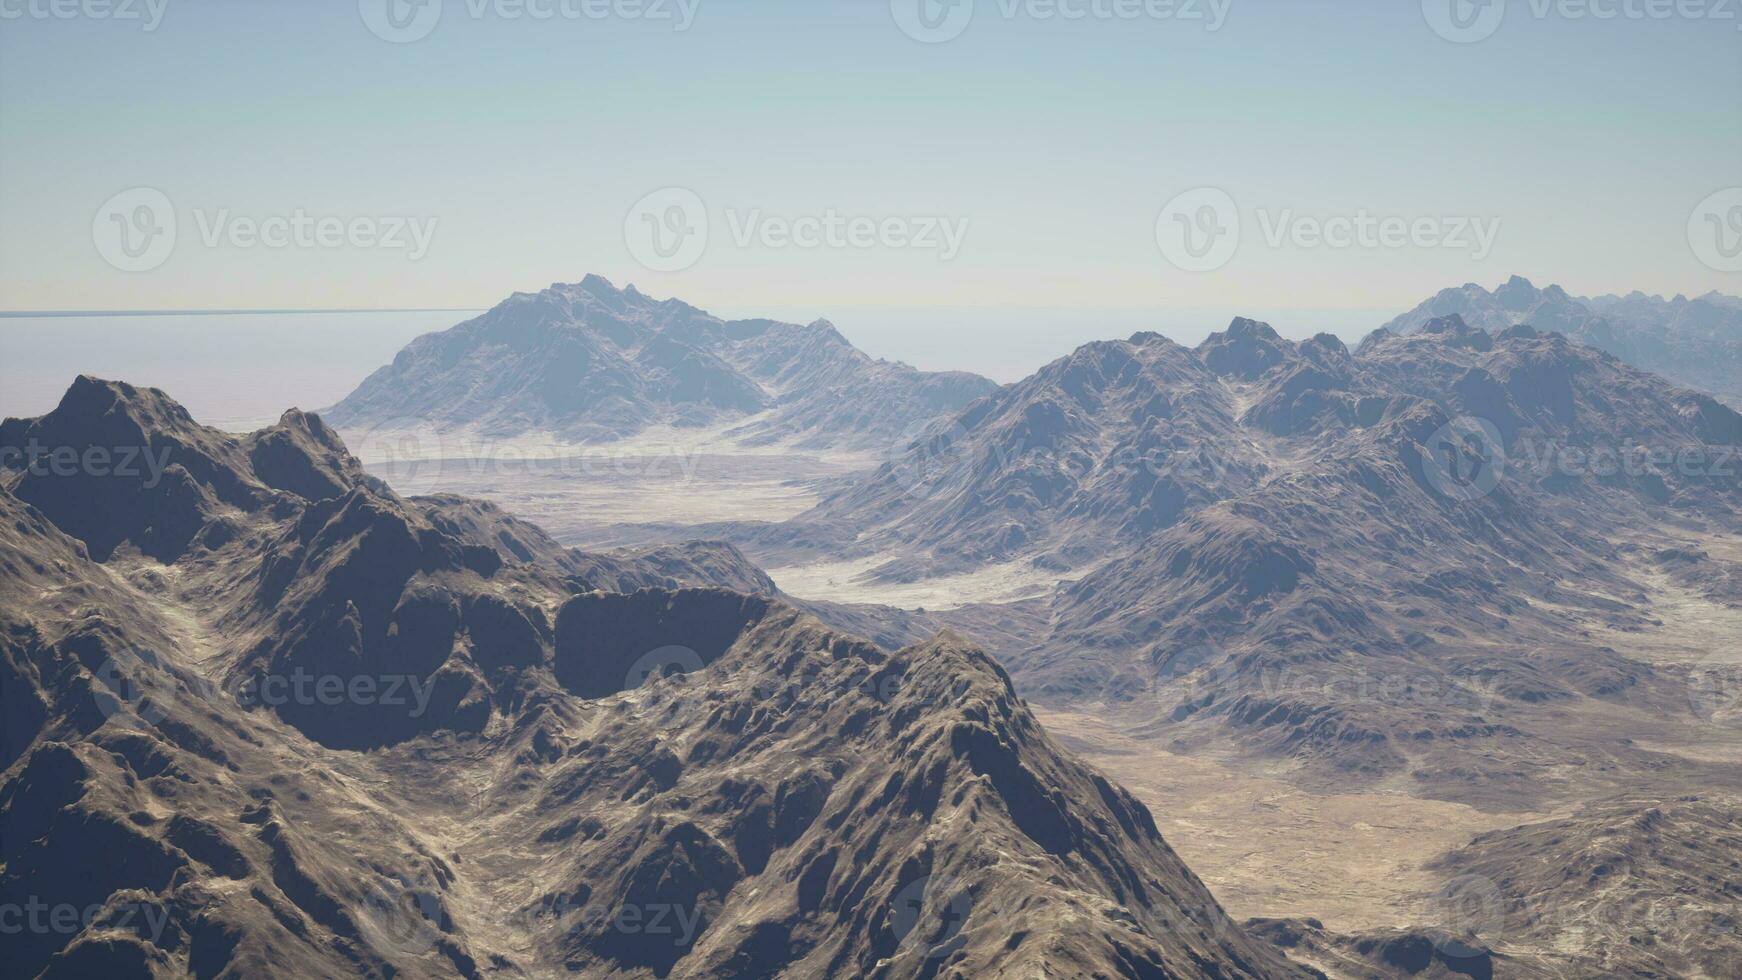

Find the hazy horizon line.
[{"left": 0, "top": 308, "right": 488, "bottom": 319}]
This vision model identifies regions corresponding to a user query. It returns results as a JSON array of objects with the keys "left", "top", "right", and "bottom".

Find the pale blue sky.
[{"left": 1, "top": 0, "right": 1738, "bottom": 377}]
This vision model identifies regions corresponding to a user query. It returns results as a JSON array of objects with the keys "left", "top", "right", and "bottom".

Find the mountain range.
[
  {"left": 324, "top": 275, "right": 997, "bottom": 451},
  {"left": 752, "top": 312, "right": 1742, "bottom": 800},
  {"left": 1380, "top": 276, "right": 1742, "bottom": 409},
  {"left": 0, "top": 377, "right": 1320, "bottom": 978},
  {"left": 9, "top": 273, "right": 1742, "bottom": 976},
  {"left": 688, "top": 307, "right": 1742, "bottom": 974}
]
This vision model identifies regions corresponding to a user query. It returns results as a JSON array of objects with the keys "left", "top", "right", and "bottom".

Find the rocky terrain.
[
  {"left": 1242, "top": 789, "right": 1742, "bottom": 979},
  {"left": 324, "top": 275, "right": 997, "bottom": 451},
  {"left": 1381, "top": 276, "right": 1742, "bottom": 408},
  {"left": 0, "top": 377, "right": 1317, "bottom": 978},
  {"left": 729, "top": 313, "right": 1742, "bottom": 812},
  {"left": 317, "top": 286, "right": 1742, "bottom": 974},
  {"left": 1425, "top": 795, "right": 1742, "bottom": 977},
  {"left": 698, "top": 309, "right": 1742, "bottom": 976}
]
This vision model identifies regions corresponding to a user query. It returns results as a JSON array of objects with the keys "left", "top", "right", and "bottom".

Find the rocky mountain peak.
[
  {"left": 41, "top": 375, "right": 197, "bottom": 443},
  {"left": 1493, "top": 274, "right": 1541, "bottom": 307},
  {"left": 1299, "top": 332, "right": 1350, "bottom": 363},
  {"left": 1198, "top": 317, "right": 1292, "bottom": 379},
  {"left": 1226, "top": 316, "right": 1283, "bottom": 340},
  {"left": 244, "top": 409, "right": 367, "bottom": 503},
  {"left": 1418, "top": 313, "right": 1469, "bottom": 334},
  {"left": 802, "top": 318, "right": 851, "bottom": 346}
]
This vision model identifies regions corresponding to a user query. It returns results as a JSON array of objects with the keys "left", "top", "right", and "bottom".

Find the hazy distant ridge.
[
  {"left": 326, "top": 275, "right": 997, "bottom": 450},
  {"left": 1379, "top": 276, "right": 1742, "bottom": 408}
]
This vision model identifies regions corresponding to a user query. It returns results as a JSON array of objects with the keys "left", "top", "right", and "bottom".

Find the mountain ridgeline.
[{"left": 1380, "top": 276, "right": 1742, "bottom": 409}]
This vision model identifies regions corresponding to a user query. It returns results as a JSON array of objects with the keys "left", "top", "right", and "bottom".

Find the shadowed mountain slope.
[{"left": 0, "top": 378, "right": 1313, "bottom": 979}]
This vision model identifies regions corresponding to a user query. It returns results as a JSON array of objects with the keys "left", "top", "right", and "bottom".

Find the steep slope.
[
  {"left": 1380, "top": 276, "right": 1742, "bottom": 408},
  {"left": 0, "top": 378, "right": 1312, "bottom": 979},
  {"left": 763, "top": 327, "right": 1272, "bottom": 577},
  {"left": 324, "top": 275, "right": 996, "bottom": 450}
]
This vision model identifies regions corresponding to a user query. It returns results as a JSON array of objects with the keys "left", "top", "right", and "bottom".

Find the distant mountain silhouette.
[
  {"left": 1381, "top": 276, "right": 1742, "bottom": 408},
  {"left": 326, "top": 275, "right": 997, "bottom": 450}
]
